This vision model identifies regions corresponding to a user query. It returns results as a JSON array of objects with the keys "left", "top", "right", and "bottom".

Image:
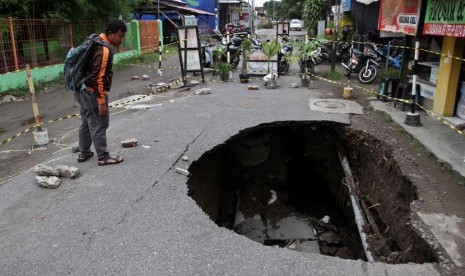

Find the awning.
[{"left": 167, "top": 3, "right": 215, "bottom": 16}]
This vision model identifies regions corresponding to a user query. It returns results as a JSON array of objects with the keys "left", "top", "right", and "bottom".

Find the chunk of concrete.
[
  {"left": 295, "top": 240, "right": 321, "bottom": 254},
  {"left": 194, "top": 88, "right": 212, "bottom": 95},
  {"left": 267, "top": 216, "right": 315, "bottom": 240},
  {"left": 190, "top": 80, "right": 200, "bottom": 85},
  {"left": 34, "top": 164, "right": 59, "bottom": 177},
  {"left": 56, "top": 165, "right": 80, "bottom": 179},
  {"left": 233, "top": 218, "right": 267, "bottom": 244},
  {"left": 141, "top": 75, "right": 150, "bottom": 80},
  {"left": 319, "top": 231, "right": 342, "bottom": 245},
  {"left": 36, "top": 176, "right": 61, "bottom": 189},
  {"left": 121, "top": 138, "right": 138, "bottom": 148}
]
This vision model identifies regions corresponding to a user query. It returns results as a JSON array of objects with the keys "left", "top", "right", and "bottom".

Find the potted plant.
[
  {"left": 261, "top": 40, "right": 280, "bottom": 88},
  {"left": 216, "top": 62, "right": 234, "bottom": 82},
  {"left": 212, "top": 46, "right": 226, "bottom": 75},
  {"left": 296, "top": 38, "right": 324, "bottom": 87},
  {"left": 239, "top": 38, "right": 254, "bottom": 83}
]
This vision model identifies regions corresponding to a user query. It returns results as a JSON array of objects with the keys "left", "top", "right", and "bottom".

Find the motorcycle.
[
  {"left": 364, "top": 42, "right": 403, "bottom": 69},
  {"left": 298, "top": 44, "right": 321, "bottom": 75},
  {"left": 278, "top": 37, "right": 293, "bottom": 74},
  {"left": 216, "top": 36, "right": 241, "bottom": 69},
  {"left": 200, "top": 42, "right": 214, "bottom": 68},
  {"left": 315, "top": 41, "right": 351, "bottom": 64},
  {"left": 341, "top": 46, "right": 380, "bottom": 84}
]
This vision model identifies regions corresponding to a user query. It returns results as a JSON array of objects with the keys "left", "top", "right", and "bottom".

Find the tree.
[
  {"left": 303, "top": 0, "right": 330, "bottom": 34},
  {"left": 0, "top": 0, "right": 146, "bottom": 21}
]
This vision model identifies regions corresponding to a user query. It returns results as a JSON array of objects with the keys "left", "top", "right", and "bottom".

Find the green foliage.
[
  {"left": 240, "top": 38, "right": 254, "bottom": 75},
  {"left": 264, "top": 0, "right": 304, "bottom": 21},
  {"left": 303, "top": 0, "right": 330, "bottom": 34},
  {"left": 0, "top": 0, "right": 141, "bottom": 21},
  {"left": 322, "top": 70, "right": 346, "bottom": 81},
  {"left": 215, "top": 62, "right": 233, "bottom": 79},
  {"left": 261, "top": 40, "right": 280, "bottom": 73}
]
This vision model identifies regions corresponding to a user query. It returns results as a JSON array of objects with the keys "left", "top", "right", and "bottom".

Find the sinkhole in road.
[{"left": 187, "top": 122, "right": 436, "bottom": 264}]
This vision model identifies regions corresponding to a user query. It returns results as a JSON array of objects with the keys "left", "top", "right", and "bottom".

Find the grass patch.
[
  {"left": 3, "top": 75, "right": 64, "bottom": 98},
  {"left": 322, "top": 70, "right": 347, "bottom": 81},
  {"left": 1, "top": 45, "right": 180, "bottom": 97},
  {"left": 379, "top": 68, "right": 401, "bottom": 79}
]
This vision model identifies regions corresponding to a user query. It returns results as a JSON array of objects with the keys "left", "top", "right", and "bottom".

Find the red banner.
[{"left": 378, "top": 0, "right": 420, "bottom": 36}]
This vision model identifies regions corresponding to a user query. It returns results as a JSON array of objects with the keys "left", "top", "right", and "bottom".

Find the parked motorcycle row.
[{"left": 201, "top": 32, "right": 403, "bottom": 85}]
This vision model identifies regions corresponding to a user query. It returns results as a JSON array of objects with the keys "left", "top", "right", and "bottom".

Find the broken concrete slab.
[
  {"left": 194, "top": 88, "right": 212, "bottom": 95},
  {"left": 233, "top": 218, "right": 267, "bottom": 244},
  {"left": 56, "top": 165, "right": 80, "bottom": 179},
  {"left": 267, "top": 216, "right": 315, "bottom": 240},
  {"left": 34, "top": 164, "right": 59, "bottom": 177},
  {"left": 295, "top": 240, "right": 321, "bottom": 254},
  {"left": 121, "top": 138, "right": 138, "bottom": 148},
  {"left": 36, "top": 176, "right": 61, "bottom": 189}
]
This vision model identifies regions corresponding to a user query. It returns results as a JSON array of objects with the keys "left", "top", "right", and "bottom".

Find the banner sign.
[
  {"left": 378, "top": 0, "right": 420, "bottom": 36},
  {"left": 423, "top": 0, "right": 465, "bottom": 37},
  {"left": 341, "top": 0, "right": 351, "bottom": 12}
]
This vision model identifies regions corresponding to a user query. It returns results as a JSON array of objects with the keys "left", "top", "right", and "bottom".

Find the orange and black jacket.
[{"left": 84, "top": 33, "right": 114, "bottom": 105}]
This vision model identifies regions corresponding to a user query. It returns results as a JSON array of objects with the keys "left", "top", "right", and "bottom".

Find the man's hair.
[{"left": 105, "top": 19, "right": 127, "bottom": 35}]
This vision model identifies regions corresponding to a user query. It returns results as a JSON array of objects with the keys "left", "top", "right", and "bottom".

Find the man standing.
[{"left": 76, "top": 19, "right": 126, "bottom": 166}]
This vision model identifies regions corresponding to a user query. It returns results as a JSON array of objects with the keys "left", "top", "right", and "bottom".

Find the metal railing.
[{"left": 0, "top": 18, "right": 142, "bottom": 74}]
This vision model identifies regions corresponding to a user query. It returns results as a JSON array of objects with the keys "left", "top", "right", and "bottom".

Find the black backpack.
[{"left": 63, "top": 34, "right": 110, "bottom": 91}]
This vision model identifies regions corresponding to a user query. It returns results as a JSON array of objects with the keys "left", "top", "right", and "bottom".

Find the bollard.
[{"left": 26, "top": 65, "right": 49, "bottom": 145}]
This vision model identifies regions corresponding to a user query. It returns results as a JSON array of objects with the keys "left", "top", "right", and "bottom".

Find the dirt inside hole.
[{"left": 187, "top": 122, "right": 437, "bottom": 264}]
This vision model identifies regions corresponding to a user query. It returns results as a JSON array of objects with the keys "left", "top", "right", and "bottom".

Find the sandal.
[
  {"left": 77, "top": 152, "right": 94, "bottom": 162},
  {"left": 98, "top": 155, "right": 124, "bottom": 166}
]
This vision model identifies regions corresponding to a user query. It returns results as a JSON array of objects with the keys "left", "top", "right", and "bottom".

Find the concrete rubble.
[
  {"left": 194, "top": 88, "right": 212, "bottom": 95},
  {"left": 56, "top": 165, "right": 80, "bottom": 179},
  {"left": 121, "top": 138, "right": 138, "bottom": 148},
  {"left": 34, "top": 164, "right": 59, "bottom": 177},
  {"left": 36, "top": 176, "right": 61, "bottom": 189}
]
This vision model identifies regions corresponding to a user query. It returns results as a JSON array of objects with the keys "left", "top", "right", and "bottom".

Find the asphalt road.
[{"left": 0, "top": 29, "right": 441, "bottom": 275}]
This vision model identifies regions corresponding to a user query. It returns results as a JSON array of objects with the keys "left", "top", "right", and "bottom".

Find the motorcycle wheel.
[
  {"left": 232, "top": 58, "right": 240, "bottom": 69},
  {"left": 307, "top": 62, "right": 315, "bottom": 75},
  {"left": 342, "top": 64, "right": 351, "bottom": 77},
  {"left": 358, "top": 65, "right": 378, "bottom": 84},
  {"left": 314, "top": 55, "right": 324, "bottom": 65},
  {"left": 279, "top": 62, "right": 289, "bottom": 74}
]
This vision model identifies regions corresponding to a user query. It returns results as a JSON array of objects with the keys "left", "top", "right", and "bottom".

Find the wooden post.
[
  {"left": 26, "top": 65, "right": 42, "bottom": 131},
  {"left": 8, "top": 17, "right": 19, "bottom": 71}
]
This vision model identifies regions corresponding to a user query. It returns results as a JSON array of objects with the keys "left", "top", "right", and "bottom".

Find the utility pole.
[{"left": 331, "top": 0, "right": 340, "bottom": 73}]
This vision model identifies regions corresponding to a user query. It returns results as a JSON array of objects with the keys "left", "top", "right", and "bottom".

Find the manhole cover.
[{"left": 314, "top": 100, "right": 346, "bottom": 109}]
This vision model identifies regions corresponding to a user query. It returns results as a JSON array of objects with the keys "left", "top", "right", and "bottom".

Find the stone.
[
  {"left": 131, "top": 76, "right": 140, "bottom": 80},
  {"left": 321, "top": 215, "right": 330, "bottom": 224},
  {"left": 175, "top": 167, "right": 190, "bottom": 176},
  {"left": 141, "top": 74, "right": 150, "bottom": 80},
  {"left": 71, "top": 145, "right": 80, "bottom": 153},
  {"left": 36, "top": 176, "right": 61, "bottom": 189},
  {"left": 194, "top": 88, "right": 212, "bottom": 95},
  {"left": 295, "top": 241, "right": 320, "bottom": 254},
  {"left": 233, "top": 218, "right": 267, "bottom": 244},
  {"left": 248, "top": 85, "right": 259, "bottom": 90},
  {"left": 291, "top": 83, "right": 299, "bottom": 88},
  {"left": 319, "top": 231, "right": 342, "bottom": 245},
  {"left": 56, "top": 165, "right": 80, "bottom": 179},
  {"left": 335, "top": 247, "right": 354, "bottom": 259},
  {"left": 121, "top": 138, "right": 138, "bottom": 148},
  {"left": 181, "top": 155, "right": 189, "bottom": 161},
  {"left": 190, "top": 80, "right": 200, "bottom": 85},
  {"left": 35, "top": 164, "right": 59, "bottom": 177},
  {"left": 267, "top": 216, "right": 315, "bottom": 240},
  {"left": 3, "top": 95, "right": 16, "bottom": 102}
]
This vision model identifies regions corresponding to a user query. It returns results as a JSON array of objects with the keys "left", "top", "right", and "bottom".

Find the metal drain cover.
[{"left": 309, "top": 99, "right": 364, "bottom": 114}]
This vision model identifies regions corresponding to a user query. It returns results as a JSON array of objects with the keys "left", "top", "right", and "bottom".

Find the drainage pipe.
[{"left": 337, "top": 144, "right": 375, "bottom": 262}]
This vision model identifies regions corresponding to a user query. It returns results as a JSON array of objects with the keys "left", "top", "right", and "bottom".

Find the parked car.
[{"left": 290, "top": 19, "right": 302, "bottom": 31}]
